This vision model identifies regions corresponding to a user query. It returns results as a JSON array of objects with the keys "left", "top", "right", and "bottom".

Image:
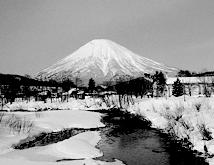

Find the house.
[
  {"left": 166, "top": 76, "right": 214, "bottom": 96},
  {"left": 96, "top": 85, "right": 107, "bottom": 92},
  {"left": 77, "top": 90, "right": 85, "bottom": 99}
]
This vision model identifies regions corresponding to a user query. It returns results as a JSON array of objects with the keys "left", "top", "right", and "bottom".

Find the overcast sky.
[{"left": 0, "top": 0, "right": 214, "bottom": 75}]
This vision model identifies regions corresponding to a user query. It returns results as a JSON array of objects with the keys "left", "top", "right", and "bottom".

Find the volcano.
[{"left": 37, "top": 39, "right": 177, "bottom": 84}]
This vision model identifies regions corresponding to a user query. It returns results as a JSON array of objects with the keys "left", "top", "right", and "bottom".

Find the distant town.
[{"left": 1, "top": 69, "right": 214, "bottom": 108}]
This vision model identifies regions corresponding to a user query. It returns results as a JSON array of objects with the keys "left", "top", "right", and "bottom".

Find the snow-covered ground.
[
  {"left": 4, "top": 97, "right": 108, "bottom": 111},
  {"left": 1, "top": 131, "right": 102, "bottom": 161},
  {"left": 0, "top": 108, "right": 124, "bottom": 165},
  {"left": 0, "top": 131, "right": 123, "bottom": 165},
  {"left": 0, "top": 158, "right": 124, "bottom": 165},
  {"left": 127, "top": 96, "right": 214, "bottom": 164},
  {"left": 21, "top": 110, "right": 104, "bottom": 132},
  {"left": 3, "top": 96, "right": 214, "bottom": 164}
]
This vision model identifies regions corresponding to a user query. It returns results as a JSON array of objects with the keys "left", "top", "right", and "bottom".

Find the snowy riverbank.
[{"left": 127, "top": 96, "right": 214, "bottom": 164}]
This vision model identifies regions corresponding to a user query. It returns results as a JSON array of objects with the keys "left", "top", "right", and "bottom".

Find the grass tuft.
[{"left": 4, "top": 114, "right": 34, "bottom": 134}]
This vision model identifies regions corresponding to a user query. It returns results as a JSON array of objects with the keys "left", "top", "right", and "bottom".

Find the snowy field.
[{"left": 0, "top": 107, "right": 124, "bottom": 165}]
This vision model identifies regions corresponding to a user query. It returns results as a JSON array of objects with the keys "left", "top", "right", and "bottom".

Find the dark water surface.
[{"left": 96, "top": 126, "right": 208, "bottom": 165}]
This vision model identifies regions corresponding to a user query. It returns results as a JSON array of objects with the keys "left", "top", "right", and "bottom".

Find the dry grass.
[
  {"left": 0, "top": 112, "right": 5, "bottom": 122},
  {"left": 2, "top": 114, "right": 34, "bottom": 134}
]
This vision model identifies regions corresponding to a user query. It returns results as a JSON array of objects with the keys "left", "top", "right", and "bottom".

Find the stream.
[{"left": 95, "top": 110, "right": 208, "bottom": 165}]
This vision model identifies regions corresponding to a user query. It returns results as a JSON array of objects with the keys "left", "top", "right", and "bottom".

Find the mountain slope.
[
  {"left": 37, "top": 39, "right": 177, "bottom": 84},
  {"left": 0, "top": 73, "right": 59, "bottom": 87}
]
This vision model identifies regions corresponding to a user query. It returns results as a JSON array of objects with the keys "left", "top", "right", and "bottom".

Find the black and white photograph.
[{"left": 0, "top": 0, "right": 214, "bottom": 164}]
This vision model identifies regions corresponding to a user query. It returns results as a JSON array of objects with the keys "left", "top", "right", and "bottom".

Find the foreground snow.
[
  {"left": 1, "top": 131, "right": 101, "bottom": 161},
  {"left": 0, "top": 109, "right": 124, "bottom": 165},
  {"left": 0, "top": 131, "right": 123, "bottom": 165},
  {"left": 0, "top": 157, "right": 123, "bottom": 165},
  {"left": 128, "top": 96, "right": 214, "bottom": 164},
  {"left": 0, "top": 131, "right": 122, "bottom": 165}
]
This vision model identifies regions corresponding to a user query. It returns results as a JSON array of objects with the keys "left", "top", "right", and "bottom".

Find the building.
[{"left": 166, "top": 76, "right": 214, "bottom": 97}]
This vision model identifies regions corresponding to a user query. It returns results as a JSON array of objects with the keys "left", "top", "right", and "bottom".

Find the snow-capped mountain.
[{"left": 37, "top": 39, "right": 177, "bottom": 84}]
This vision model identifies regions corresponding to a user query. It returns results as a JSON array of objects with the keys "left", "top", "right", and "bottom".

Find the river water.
[{"left": 96, "top": 125, "right": 208, "bottom": 165}]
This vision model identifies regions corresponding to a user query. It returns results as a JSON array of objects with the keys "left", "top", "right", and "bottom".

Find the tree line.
[{"left": 0, "top": 73, "right": 77, "bottom": 103}]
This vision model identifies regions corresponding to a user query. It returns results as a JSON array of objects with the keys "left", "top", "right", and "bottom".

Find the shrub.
[
  {"left": 4, "top": 114, "right": 34, "bottom": 134},
  {"left": 197, "top": 123, "right": 212, "bottom": 141},
  {"left": 101, "top": 95, "right": 112, "bottom": 108},
  {"left": 194, "top": 103, "right": 202, "bottom": 112},
  {"left": 174, "top": 105, "right": 184, "bottom": 121},
  {"left": 166, "top": 120, "right": 178, "bottom": 139},
  {"left": 162, "top": 104, "right": 184, "bottom": 121},
  {"left": 180, "top": 119, "right": 193, "bottom": 131}
]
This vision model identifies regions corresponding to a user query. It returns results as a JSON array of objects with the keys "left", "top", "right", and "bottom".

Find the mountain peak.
[
  {"left": 37, "top": 39, "right": 177, "bottom": 84},
  {"left": 89, "top": 38, "right": 112, "bottom": 43}
]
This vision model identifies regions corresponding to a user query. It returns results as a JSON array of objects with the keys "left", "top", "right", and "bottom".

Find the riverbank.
[{"left": 127, "top": 96, "right": 214, "bottom": 164}]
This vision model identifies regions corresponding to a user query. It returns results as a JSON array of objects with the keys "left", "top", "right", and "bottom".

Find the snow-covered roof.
[
  {"left": 68, "top": 88, "right": 79, "bottom": 94},
  {"left": 166, "top": 76, "right": 214, "bottom": 85},
  {"left": 62, "top": 92, "right": 68, "bottom": 95},
  {"left": 97, "top": 85, "right": 107, "bottom": 89},
  {"left": 38, "top": 91, "right": 48, "bottom": 95},
  {"left": 99, "top": 91, "right": 117, "bottom": 95},
  {"left": 77, "top": 91, "right": 84, "bottom": 94}
]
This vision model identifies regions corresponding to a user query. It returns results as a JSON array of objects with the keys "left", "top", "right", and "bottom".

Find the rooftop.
[{"left": 166, "top": 76, "right": 214, "bottom": 85}]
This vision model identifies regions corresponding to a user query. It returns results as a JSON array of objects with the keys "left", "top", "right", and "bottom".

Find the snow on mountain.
[{"left": 37, "top": 39, "right": 177, "bottom": 84}]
